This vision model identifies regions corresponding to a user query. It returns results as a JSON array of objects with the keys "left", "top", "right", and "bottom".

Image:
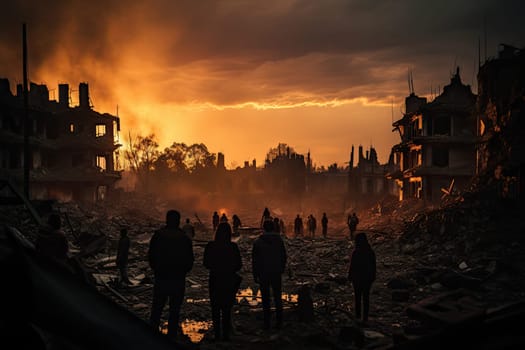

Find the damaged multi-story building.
[
  {"left": 477, "top": 44, "right": 525, "bottom": 199},
  {"left": 390, "top": 68, "right": 477, "bottom": 202},
  {"left": 0, "top": 79, "right": 121, "bottom": 201}
]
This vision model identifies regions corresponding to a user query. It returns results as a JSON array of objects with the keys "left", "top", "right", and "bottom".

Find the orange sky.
[{"left": 1, "top": 0, "right": 524, "bottom": 168}]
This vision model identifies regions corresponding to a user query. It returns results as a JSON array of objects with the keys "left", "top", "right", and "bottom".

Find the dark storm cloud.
[{"left": 1, "top": 0, "right": 524, "bottom": 105}]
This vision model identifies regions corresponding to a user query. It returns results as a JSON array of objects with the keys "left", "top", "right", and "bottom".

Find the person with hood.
[
  {"left": 348, "top": 232, "right": 376, "bottom": 323},
  {"left": 203, "top": 222, "right": 242, "bottom": 341},
  {"left": 260, "top": 207, "right": 271, "bottom": 228},
  {"left": 252, "top": 220, "right": 287, "bottom": 329},
  {"left": 232, "top": 214, "right": 242, "bottom": 235},
  {"left": 148, "top": 210, "right": 194, "bottom": 339}
]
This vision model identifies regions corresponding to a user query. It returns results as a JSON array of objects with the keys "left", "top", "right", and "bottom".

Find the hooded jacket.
[{"left": 252, "top": 232, "right": 287, "bottom": 279}]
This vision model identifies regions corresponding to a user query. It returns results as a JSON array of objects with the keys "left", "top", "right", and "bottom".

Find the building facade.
[{"left": 0, "top": 79, "right": 121, "bottom": 201}]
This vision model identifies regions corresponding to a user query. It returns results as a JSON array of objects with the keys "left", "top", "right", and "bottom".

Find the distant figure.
[
  {"left": 261, "top": 207, "right": 271, "bottom": 228},
  {"left": 116, "top": 228, "right": 132, "bottom": 285},
  {"left": 148, "top": 210, "right": 194, "bottom": 339},
  {"left": 203, "top": 222, "right": 242, "bottom": 341},
  {"left": 213, "top": 211, "right": 220, "bottom": 231},
  {"left": 294, "top": 214, "right": 303, "bottom": 237},
  {"left": 348, "top": 233, "right": 376, "bottom": 323},
  {"left": 321, "top": 213, "right": 328, "bottom": 238},
  {"left": 36, "top": 213, "right": 69, "bottom": 263},
  {"left": 182, "top": 218, "right": 195, "bottom": 240},
  {"left": 273, "top": 217, "right": 281, "bottom": 234},
  {"left": 220, "top": 213, "right": 228, "bottom": 223},
  {"left": 348, "top": 212, "right": 359, "bottom": 240},
  {"left": 252, "top": 220, "right": 287, "bottom": 329},
  {"left": 232, "top": 214, "right": 242, "bottom": 235},
  {"left": 279, "top": 219, "right": 285, "bottom": 235},
  {"left": 309, "top": 214, "right": 317, "bottom": 238}
]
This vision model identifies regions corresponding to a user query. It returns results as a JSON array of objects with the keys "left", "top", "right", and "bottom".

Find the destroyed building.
[
  {"left": 0, "top": 79, "right": 121, "bottom": 201},
  {"left": 347, "top": 145, "right": 398, "bottom": 201},
  {"left": 477, "top": 44, "right": 525, "bottom": 199},
  {"left": 390, "top": 69, "right": 477, "bottom": 202}
]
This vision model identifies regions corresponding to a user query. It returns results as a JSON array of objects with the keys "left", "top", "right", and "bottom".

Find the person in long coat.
[
  {"left": 203, "top": 222, "right": 242, "bottom": 341},
  {"left": 348, "top": 232, "right": 376, "bottom": 323}
]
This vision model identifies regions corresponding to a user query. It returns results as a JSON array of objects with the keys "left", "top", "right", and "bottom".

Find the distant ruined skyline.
[{"left": 1, "top": 0, "right": 524, "bottom": 167}]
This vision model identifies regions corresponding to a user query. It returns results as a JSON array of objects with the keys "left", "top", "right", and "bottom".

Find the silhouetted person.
[
  {"left": 203, "top": 222, "right": 242, "bottom": 341},
  {"left": 348, "top": 233, "right": 376, "bottom": 323},
  {"left": 148, "top": 210, "right": 194, "bottom": 339},
  {"left": 116, "top": 228, "right": 131, "bottom": 285},
  {"left": 261, "top": 207, "right": 271, "bottom": 228},
  {"left": 273, "top": 217, "right": 281, "bottom": 234},
  {"left": 309, "top": 214, "right": 317, "bottom": 238},
  {"left": 321, "top": 213, "right": 328, "bottom": 238},
  {"left": 294, "top": 214, "right": 303, "bottom": 237},
  {"left": 212, "top": 211, "right": 220, "bottom": 231},
  {"left": 252, "top": 220, "right": 287, "bottom": 329},
  {"left": 348, "top": 212, "right": 359, "bottom": 239},
  {"left": 232, "top": 214, "right": 241, "bottom": 235},
  {"left": 220, "top": 213, "right": 228, "bottom": 223},
  {"left": 182, "top": 218, "right": 195, "bottom": 240},
  {"left": 36, "top": 213, "right": 68, "bottom": 263}
]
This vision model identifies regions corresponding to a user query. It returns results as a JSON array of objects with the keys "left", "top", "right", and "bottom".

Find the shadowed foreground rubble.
[{"left": 1, "top": 191, "right": 525, "bottom": 349}]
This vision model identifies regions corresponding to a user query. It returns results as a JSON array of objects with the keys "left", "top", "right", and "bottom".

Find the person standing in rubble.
[
  {"left": 220, "top": 213, "right": 228, "bottom": 223},
  {"left": 148, "top": 210, "right": 194, "bottom": 339},
  {"left": 252, "top": 220, "right": 287, "bottom": 330},
  {"left": 212, "top": 211, "right": 220, "bottom": 232},
  {"left": 321, "top": 213, "right": 328, "bottom": 238},
  {"left": 294, "top": 214, "right": 303, "bottom": 237},
  {"left": 348, "top": 212, "right": 359, "bottom": 240},
  {"left": 232, "top": 214, "right": 242, "bottom": 236},
  {"left": 182, "top": 218, "right": 195, "bottom": 240},
  {"left": 203, "top": 222, "right": 242, "bottom": 341},
  {"left": 348, "top": 232, "right": 376, "bottom": 324},
  {"left": 310, "top": 214, "right": 317, "bottom": 238},
  {"left": 261, "top": 207, "right": 271, "bottom": 228},
  {"left": 36, "top": 213, "right": 69, "bottom": 263},
  {"left": 116, "top": 228, "right": 132, "bottom": 285}
]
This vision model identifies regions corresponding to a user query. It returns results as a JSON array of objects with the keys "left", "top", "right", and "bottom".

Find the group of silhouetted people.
[{"left": 35, "top": 208, "right": 374, "bottom": 342}]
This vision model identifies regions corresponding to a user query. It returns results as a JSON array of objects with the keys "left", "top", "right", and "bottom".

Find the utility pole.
[{"left": 23, "top": 23, "right": 30, "bottom": 199}]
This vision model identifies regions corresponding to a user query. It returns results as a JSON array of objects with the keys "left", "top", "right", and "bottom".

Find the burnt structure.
[
  {"left": 477, "top": 44, "right": 525, "bottom": 199},
  {"left": 0, "top": 79, "right": 121, "bottom": 201},
  {"left": 347, "top": 145, "right": 397, "bottom": 200},
  {"left": 391, "top": 69, "right": 477, "bottom": 202}
]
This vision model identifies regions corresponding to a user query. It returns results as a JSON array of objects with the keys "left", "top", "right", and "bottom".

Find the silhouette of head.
[
  {"left": 263, "top": 219, "right": 275, "bottom": 233},
  {"left": 186, "top": 218, "right": 190, "bottom": 224},
  {"left": 120, "top": 228, "right": 128, "bottom": 237},
  {"left": 48, "top": 213, "right": 61, "bottom": 230},
  {"left": 166, "top": 210, "right": 180, "bottom": 228},
  {"left": 215, "top": 222, "right": 232, "bottom": 243},
  {"left": 354, "top": 232, "right": 369, "bottom": 248}
]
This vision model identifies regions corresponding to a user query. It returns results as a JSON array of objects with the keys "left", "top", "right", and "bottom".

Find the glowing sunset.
[{"left": 2, "top": 0, "right": 523, "bottom": 167}]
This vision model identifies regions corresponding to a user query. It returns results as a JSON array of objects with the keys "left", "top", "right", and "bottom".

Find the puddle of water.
[
  {"left": 236, "top": 287, "right": 298, "bottom": 304},
  {"left": 161, "top": 320, "right": 212, "bottom": 343}
]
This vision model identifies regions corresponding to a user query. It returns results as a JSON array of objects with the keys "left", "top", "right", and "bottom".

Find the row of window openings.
[
  {"left": 69, "top": 123, "right": 106, "bottom": 137},
  {"left": 403, "top": 148, "right": 449, "bottom": 170}
]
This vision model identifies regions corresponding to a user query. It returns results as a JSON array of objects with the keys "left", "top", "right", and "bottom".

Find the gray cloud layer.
[{"left": 1, "top": 0, "right": 524, "bottom": 106}]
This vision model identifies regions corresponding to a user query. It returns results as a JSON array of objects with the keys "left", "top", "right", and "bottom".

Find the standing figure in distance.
[
  {"left": 232, "top": 214, "right": 242, "bottom": 236},
  {"left": 321, "top": 213, "right": 328, "bottom": 238},
  {"left": 348, "top": 233, "right": 376, "bottom": 324},
  {"left": 252, "top": 220, "right": 287, "bottom": 330},
  {"left": 261, "top": 207, "right": 271, "bottom": 228},
  {"left": 182, "top": 218, "right": 195, "bottom": 240},
  {"left": 116, "top": 228, "right": 132, "bottom": 285},
  {"left": 203, "top": 222, "right": 242, "bottom": 341},
  {"left": 310, "top": 214, "right": 317, "bottom": 238},
  {"left": 294, "top": 214, "right": 303, "bottom": 237},
  {"left": 220, "top": 213, "right": 228, "bottom": 223},
  {"left": 348, "top": 212, "right": 359, "bottom": 240},
  {"left": 148, "top": 210, "right": 194, "bottom": 339},
  {"left": 212, "top": 211, "right": 220, "bottom": 232}
]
